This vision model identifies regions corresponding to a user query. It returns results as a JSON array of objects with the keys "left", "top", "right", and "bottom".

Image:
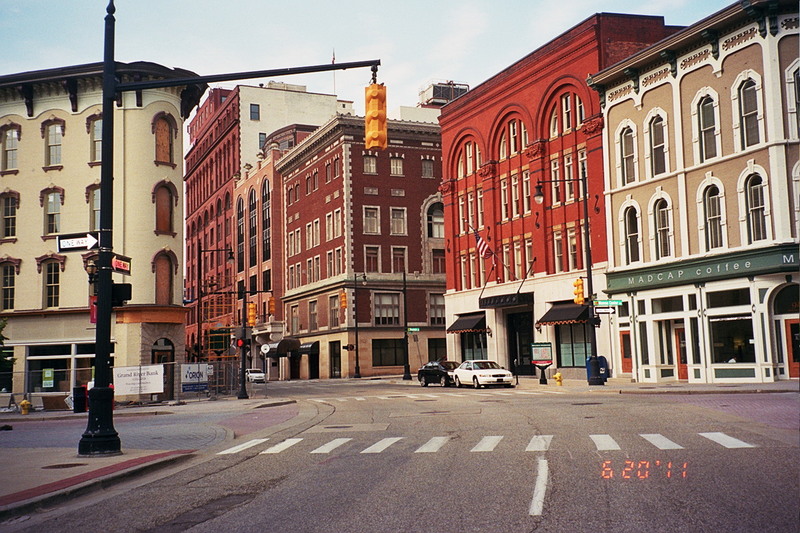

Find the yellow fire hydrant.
[
  {"left": 553, "top": 372, "right": 563, "bottom": 386},
  {"left": 19, "top": 399, "right": 32, "bottom": 415}
]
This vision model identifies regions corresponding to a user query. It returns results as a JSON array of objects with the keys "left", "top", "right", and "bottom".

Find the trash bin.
[{"left": 72, "top": 386, "right": 87, "bottom": 413}]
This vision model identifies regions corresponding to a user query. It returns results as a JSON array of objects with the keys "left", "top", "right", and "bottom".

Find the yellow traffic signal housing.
[
  {"left": 246, "top": 302, "right": 257, "bottom": 327},
  {"left": 339, "top": 290, "right": 348, "bottom": 309},
  {"left": 573, "top": 278, "right": 585, "bottom": 305},
  {"left": 268, "top": 297, "right": 276, "bottom": 316},
  {"left": 364, "top": 83, "right": 387, "bottom": 150}
]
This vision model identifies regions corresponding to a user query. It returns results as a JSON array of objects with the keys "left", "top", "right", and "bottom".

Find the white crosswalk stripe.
[
  {"left": 640, "top": 433, "right": 684, "bottom": 450},
  {"left": 415, "top": 436, "right": 451, "bottom": 453},
  {"left": 260, "top": 438, "right": 303, "bottom": 454},
  {"left": 361, "top": 437, "right": 404, "bottom": 454},
  {"left": 310, "top": 437, "right": 352, "bottom": 454},
  {"left": 590, "top": 434, "right": 621, "bottom": 451},
  {"left": 526, "top": 435, "right": 553, "bottom": 452},
  {"left": 471, "top": 436, "right": 504, "bottom": 452},
  {"left": 217, "top": 438, "right": 269, "bottom": 455},
  {"left": 699, "top": 432, "right": 756, "bottom": 448}
]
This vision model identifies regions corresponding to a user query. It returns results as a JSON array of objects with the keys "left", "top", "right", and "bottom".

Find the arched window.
[
  {"left": 704, "top": 185, "right": 723, "bottom": 250},
  {"left": 89, "top": 117, "right": 103, "bottom": 163},
  {"left": 427, "top": 203, "right": 444, "bottom": 238},
  {"left": 1, "top": 260, "right": 17, "bottom": 311},
  {"left": 653, "top": 198, "right": 671, "bottom": 259},
  {"left": 499, "top": 131, "right": 507, "bottom": 160},
  {"left": 738, "top": 79, "right": 759, "bottom": 148},
  {"left": 624, "top": 207, "right": 640, "bottom": 264},
  {"left": 154, "top": 183, "right": 174, "bottom": 235},
  {"left": 745, "top": 174, "right": 767, "bottom": 243},
  {"left": 153, "top": 252, "right": 174, "bottom": 305},
  {"left": 87, "top": 185, "right": 101, "bottom": 232},
  {"left": 1, "top": 191, "right": 18, "bottom": 239},
  {"left": 248, "top": 189, "right": 257, "bottom": 267},
  {"left": 1, "top": 123, "right": 20, "bottom": 172},
  {"left": 262, "top": 180, "right": 271, "bottom": 261},
  {"left": 620, "top": 127, "right": 635, "bottom": 184},
  {"left": 649, "top": 115, "right": 666, "bottom": 176},
  {"left": 43, "top": 121, "right": 64, "bottom": 167},
  {"left": 236, "top": 197, "right": 245, "bottom": 272},
  {"left": 698, "top": 96, "right": 717, "bottom": 161},
  {"left": 153, "top": 113, "right": 177, "bottom": 165}
]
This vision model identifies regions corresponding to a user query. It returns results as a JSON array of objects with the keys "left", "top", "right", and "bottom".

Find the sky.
[{"left": 3, "top": 0, "right": 733, "bottom": 117}]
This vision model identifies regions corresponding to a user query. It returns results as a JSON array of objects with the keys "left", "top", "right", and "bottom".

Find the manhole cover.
[{"left": 43, "top": 463, "right": 87, "bottom": 470}]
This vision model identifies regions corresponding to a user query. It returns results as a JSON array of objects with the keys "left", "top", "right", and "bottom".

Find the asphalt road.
[{"left": 3, "top": 380, "right": 798, "bottom": 533}]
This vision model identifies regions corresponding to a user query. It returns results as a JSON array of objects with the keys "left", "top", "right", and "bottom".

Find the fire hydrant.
[
  {"left": 553, "top": 372, "right": 563, "bottom": 386},
  {"left": 19, "top": 399, "right": 32, "bottom": 415}
]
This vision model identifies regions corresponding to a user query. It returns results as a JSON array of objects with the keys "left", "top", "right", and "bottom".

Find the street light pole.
[
  {"left": 353, "top": 272, "right": 361, "bottom": 378},
  {"left": 237, "top": 287, "right": 249, "bottom": 399},
  {"left": 534, "top": 168, "right": 603, "bottom": 386},
  {"left": 402, "top": 270, "right": 411, "bottom": 380}
]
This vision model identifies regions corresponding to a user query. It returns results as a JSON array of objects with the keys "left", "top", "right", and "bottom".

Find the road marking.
[
  {"left": 217, "top": 438, "right": 269, "bottom": 455},
  {"left": 471, "top": 436, "right": 504, "bottom": 452},
  {"left": 529, "top": 458, "right": 549, "bottom": 516},
  {"left": 415, "top": 437, "right": 451, "bottom": 453},
  {"left": 310, "top": 438, "right": 352, "bottom": 454},
  {"left": 590, "top": 434, "right": 621, "bottom": 451},
  {"left": 492, "top": 392, "right": 514, "bottom": 396},
  {"left": 310, "top": 399, "right": 329, "bottom": 403},
  {"left": 699, "top": 432, "right": 755, "bottom": 448},
  {"left": 361, "top": 437, "right": 404, "bottom": 454},
  {"left": 526, "top": 435, "right": 553, "bottom": 452},
  {"left": 640, "top": 433, "right": 684, "bottom": 450},
  {"left": 515, "top": 391, "right": 542, "bottom": 395},
  {"left": 260, "top": 438, "right": 303, "bottom": 454},
  {"left": 354, "top": 397, "right": 366, "bottom": 401},
  {"left": 537, "top": 390, "right": 565, "bottom": 394}
]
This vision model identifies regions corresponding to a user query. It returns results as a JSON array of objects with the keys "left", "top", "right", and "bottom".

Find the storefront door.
[
  {"left": 675, "top": 326, "right": 687, "bottom": 380},
  {"left": 620, "top": 331, "right": 632, "bottom": 374},
  {"left": 787, "top": 321, "right": 799, "bottom": 378},
  {"left": 507, "top": 312, "right": 534, "bottom": 376},
  {"left": 329, "top": 342, "right": 341, "bottom": 378}
]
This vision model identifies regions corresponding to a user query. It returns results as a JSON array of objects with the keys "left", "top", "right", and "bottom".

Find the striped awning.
[
  {"left": 446, "top": 313, "right": 487, "bottom": 334},
  {"left": 536, "top": 304, "right": 589, "bottom": 326}
]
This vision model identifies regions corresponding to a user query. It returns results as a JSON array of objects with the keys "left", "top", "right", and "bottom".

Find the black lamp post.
[
  {"left": 534, "top": 168, "right": 604, "bottom": 386},
  {"left": 352, "top": 272, "right": 361, "bottom": 378},
  {"left": 237, "top": 286, "right": 249, "bottom": 399}
]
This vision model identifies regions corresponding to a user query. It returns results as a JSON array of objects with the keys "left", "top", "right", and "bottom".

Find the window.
[
  {"left": 522, "top": 171, "right": 532, "bottom": 213},
  {"left": 698, "top": 96, "right": 717, "bottom": 161},
  {"left": 514, "top": 241, "right": 523, "bottom": 279},
  {"left": 500, "top": 179, "right": 509, "bottom": 219},
  {"left": 154, "top": 252, "right": 174, "bottom": 305},
  {"left": 553, "top": 231, "right": 564, "bottom": 273},
  {"left": 1, "top": 126, "right": 19, "bottom": 171},
  {"left": 372, "top": 338, "right": 404, "bottom": 366},
  {"left": 467, "top": 192, "right": 474, "bottom": 228},
  {"left": 334, "top": 156, "right": 340, "bottom": 178},
  {"left": 364, "top": 155, "right": 377, "bottom": 174},
  {"left": 262, "top": 181, "right": 271, "bottom": 261},
  {"left": 390, "top": 157, "right": 404, "bottom": 176},
  {"left": 44, "top": 261, "right": 60, "bottom": 308},
  {"left": 624, "top": 207, "right": 640, "bottom": 264},
  {"left": 329, "top": 295, "right": 340, "bottom": 328},
  {"left": 45, "top": 191, "right": 61, "bottom": 234},
  {"left": 457, "top": 196, "right": 466, "bottom": 234},
  {"left": 365, "top": 246, "right": 380, "bottom": 273},
  {"left": 390, "top": 208, "right": 406, "bottom": 235},
  {"left": 1, "top": 194, "right": 17, "bottom": 238},
  {"left": 290, "top": 305, "right": 299, "bottom": 334},
  {"left": 576, "top": 96, "right": 585, "bottom": 126},
  {"left": 561, "top": 94, "right": 572, "bottom": 131},
  {"left": 499, "top": 131, "right": 507, "bottom": 159},
  {"left": 391, "top": 247, "right": 406, "bottom": 273},
  {"left": 153, "top": 115, "right": 175, "bottom": 164},
  {"left": 704, "top": 186, "right": 723, "bottom": 250},
  {"left": 477, "top": 189, "right": 484, "bottom": 228},
  {"left": 364, "top": 207, "right": 379, "bottom": 234},
  {"left": 45, "top": 123, "right": 63, "bottom": 166},
  {"left": 465, "top": 143, "right": 474, "bottom": 174},
  {"left": 567, "top": 229, "right": 578, "bottom": 271},
  {"left": 236, "top": 198, "right": 245, "bottom": 272},
  {"left": 511, "top": 175, "right": 520, "bottom": 217},
  {"left": 509, "top": 120, "right": 519, "bottom": 154},
  {"left": 564, "top": 155, "right": 574, "bottom": 201},
  {"left": 430, "top": 294, "right": 445, "bottom": 325},
  {"left": 427, "top": 203, "right": 444, "bottom": 238},
  {"left": 155, "top": 183, "right": 174, "bottom": 235},
  {"left": 550, "top": 159, "right": 561, "bottom": 204},
  {"left": 654, "top": 199, "right": 671, "bottom": 259},
  {"left": 90, "top": 118, "right": 102, "bottom": 162},
  {"left": 333, "top": 208, "right": 342, "bottom": 237},
  {"left": 649, "top": 115, "right": 666, "bottom": 176},
  {"left": 89, "top": 187, "right": 101, "bottom": 232},
  {"left": 1, "top": 263, "right": 14, "bottom": 310},
  {"left": 549, "top": 107, "right": 559, "bottom": 138},
  {"left": 578, "top": 151, "right": 587, "bottom": 198},
  {"left": 250, "top": 104, "right": 260, "bottom": 120},
  {"left": 432, "top": 249, "right": 445, "bottom": 274},
  {"left": 258, "top": 132, "right": 267, "bottom": 151},
  {"left": 309, "top": 300, "right": 318, "bottom": 331},
  {"left": 422, "top": 159, "right": 434, "bottom": 178},
  {"left": 746, "top": 174, "right": 767, "bottom": 243},
  {"left": 620, "top": 127, "right": 635, "bottom": 184},
  {"left": 738, "top": 80, "right": 759, "bottom": 148},
  {"left": 374, "top": 293, "right": 400, "bottom": 325},
  {"left": 248, "top": 190, "right": 257, "bottom": 266}
]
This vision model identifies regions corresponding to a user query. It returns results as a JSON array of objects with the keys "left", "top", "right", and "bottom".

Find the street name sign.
[
  {"left": 57, "top": 232, "right": 99, "bottom": 252},
  {"left": 594, "top": 299, "right": 623, "bottom": 306}
]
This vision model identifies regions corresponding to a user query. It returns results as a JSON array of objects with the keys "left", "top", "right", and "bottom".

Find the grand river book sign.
[{"left": 113, "top": 365, "right": 164, "bottom": 395}]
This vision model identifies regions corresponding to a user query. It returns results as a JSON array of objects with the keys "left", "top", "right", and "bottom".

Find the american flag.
[{"left": 473, "top": 228, "right": 494, "bottom": 259}]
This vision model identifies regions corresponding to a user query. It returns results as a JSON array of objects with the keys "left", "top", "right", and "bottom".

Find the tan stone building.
[
  {"left": 588, "top": 0, "right": 799, "bottom": 383},
  {"left": 0, "top": 62, "right": 204, "bottom": 400}
]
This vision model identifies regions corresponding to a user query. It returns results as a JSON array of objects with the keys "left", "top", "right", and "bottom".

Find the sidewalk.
[{"left": 0, "top": 377, "right": 796, "bottom": 521}]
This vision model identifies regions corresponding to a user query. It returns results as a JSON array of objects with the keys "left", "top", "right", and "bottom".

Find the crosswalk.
[{"left": 217, "top": 431, "right": 759, "bottom": 456}]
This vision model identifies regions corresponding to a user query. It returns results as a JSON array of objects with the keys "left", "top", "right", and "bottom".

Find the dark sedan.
[{"left": 417, "top": 361, "right": 459, "bottom": 387}]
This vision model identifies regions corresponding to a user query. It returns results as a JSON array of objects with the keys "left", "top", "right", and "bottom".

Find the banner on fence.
[
  {"left": 181, "top": 363, "right": 210, "bottom": 392},
  {"left": 113, "top": 365, "right": 164, "bottom": 395}
]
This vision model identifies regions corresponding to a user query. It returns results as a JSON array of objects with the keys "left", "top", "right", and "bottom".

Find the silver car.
[{"left": 453, "top": 360, "right": 514, "bottom": 388}]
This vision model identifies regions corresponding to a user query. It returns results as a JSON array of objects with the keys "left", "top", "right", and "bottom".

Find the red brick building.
[{"left": 438, "top": 14, "right": 681, "bottom": 377}]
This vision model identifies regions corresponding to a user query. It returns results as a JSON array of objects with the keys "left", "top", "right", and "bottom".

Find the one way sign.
[{"left": 57, "top": 232, "right": 99, "bottom": 252}]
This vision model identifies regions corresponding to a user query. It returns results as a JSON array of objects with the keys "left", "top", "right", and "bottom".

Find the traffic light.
[
  {"left": 364, "top": 83, "right": 387, "bottom": 150},
  {"left": 339, "top": 290, "right": 348, "bottom": 309},
  {"left": 268, "top": 297, "right": 276, "bottom": 316},
  {"left": 573, "top": 278, "right": 585, "bottom": 305},
  {"left": 246, "top": 302, "right": 257, "bottom": 327}
]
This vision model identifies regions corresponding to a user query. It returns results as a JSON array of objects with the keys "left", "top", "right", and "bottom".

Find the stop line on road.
[{"left": 217, "top": 431, "right": 757, "bottom": 456}]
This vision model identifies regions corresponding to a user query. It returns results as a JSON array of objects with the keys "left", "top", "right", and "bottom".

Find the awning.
[
  {"left": 446, "top": 313, "right": 487, "bottom": 334},
  {"left": 298, "top": 341, "right": 320, "bottom": 355},
  {"left": 536, "top": 304, "right": 589, "bottom": 326},
  {"left": 261, "top": 338, "right": 301, "bottom": 357}
]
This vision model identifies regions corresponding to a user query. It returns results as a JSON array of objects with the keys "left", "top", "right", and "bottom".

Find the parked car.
[
  {"left": 453, "top": 360, "right": 514, "bottom": 388},
  {"left": 245, "top": 368, "right": 265, "bottom": 383},
  {"left": 417, "top": 361, "right": 459, "bottom": 387}
]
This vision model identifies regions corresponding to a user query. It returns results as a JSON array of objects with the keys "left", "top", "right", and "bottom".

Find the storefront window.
[
  {"left": 707, "top": 288, "right": 749, "bottom": 308},
  {"left": 460, "top": 332, "right": 487, "bottom": 361},
  {"left": 709, "top": 317, "right": 755, "bottom": 363},
  {"left": 556, "top": 323, "right": 588, "bottom": 367}
]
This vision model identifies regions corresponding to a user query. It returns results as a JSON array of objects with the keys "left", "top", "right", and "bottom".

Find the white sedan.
[{"left": 453, "top": 360, "right": 514, "bottom": 388}]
